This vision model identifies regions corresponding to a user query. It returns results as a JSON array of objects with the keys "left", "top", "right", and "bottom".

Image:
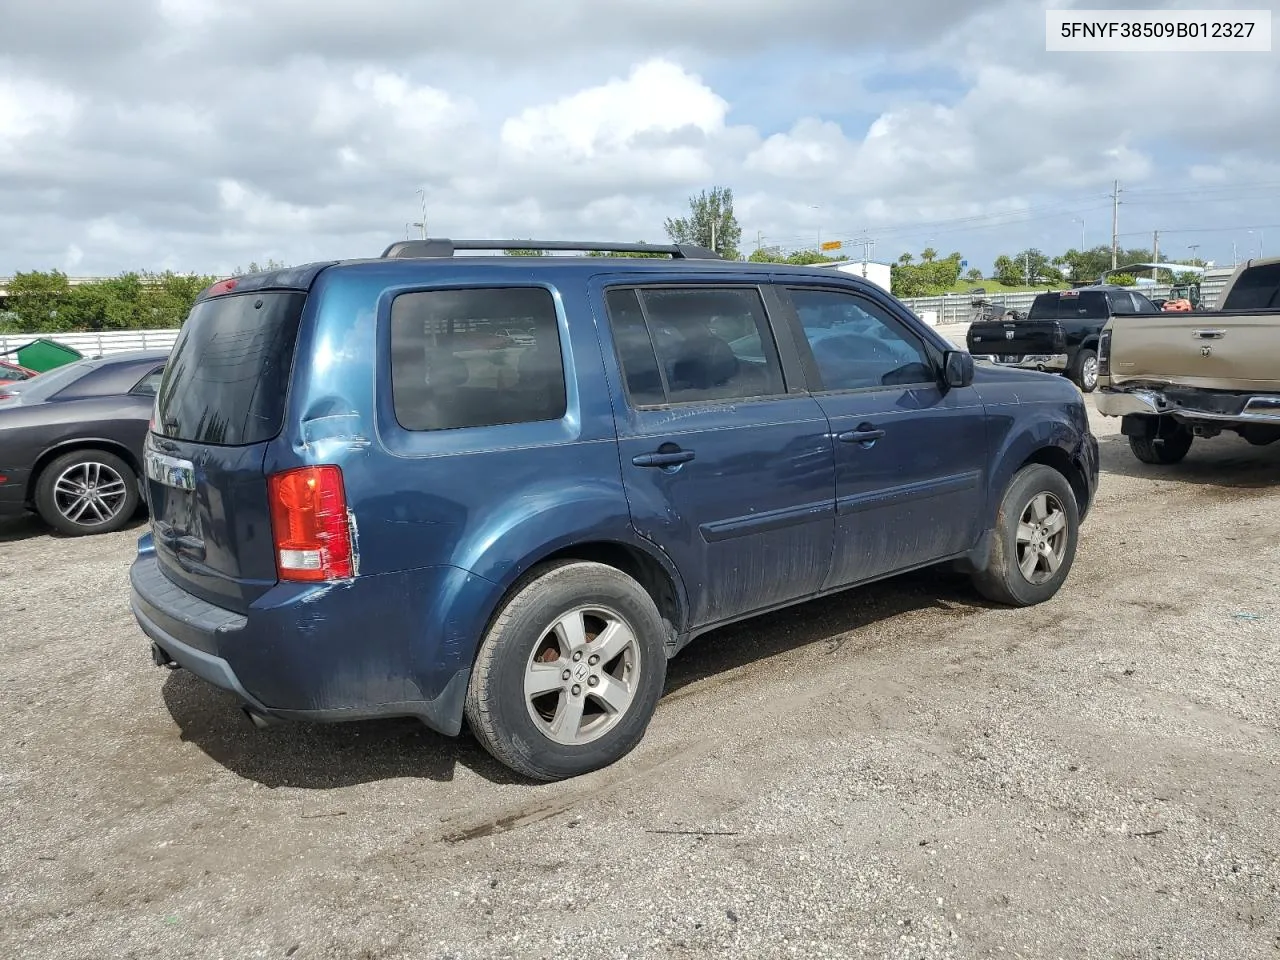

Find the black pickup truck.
[{"left": 966, "top": 285, "right": 1162, "bottom": 392}]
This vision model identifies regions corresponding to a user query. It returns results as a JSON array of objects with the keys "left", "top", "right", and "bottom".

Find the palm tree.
[
  {"left": 898, "top": 253, "right": 914, "bottom": 266},
  {"left": 921, "top": 247, "right": 938, "bottom": 263}
]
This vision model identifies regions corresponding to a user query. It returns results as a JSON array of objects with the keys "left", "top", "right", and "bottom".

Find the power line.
[{"left": 1117, "top": 222, "right": 1280, "bottom": 238}]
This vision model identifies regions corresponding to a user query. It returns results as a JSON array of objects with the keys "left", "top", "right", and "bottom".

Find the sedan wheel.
[
  {"left": 35, "top": 449, "right": 140, "bottom": 536},
  {"left": 53, "top": 461, "right": 130, "bottom": 529}
]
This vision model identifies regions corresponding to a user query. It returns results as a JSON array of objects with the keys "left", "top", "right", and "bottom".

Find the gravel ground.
[{"left": 2, "top": 402, "right": 1278, "bottom": 960}]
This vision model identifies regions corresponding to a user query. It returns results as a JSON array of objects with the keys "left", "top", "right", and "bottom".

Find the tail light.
[
  {"left": 267, "top": 465, "right": 354, "bottom": 582},
  {"left": 1098, "top": 329, "right": 1112, "bottom": 377}
]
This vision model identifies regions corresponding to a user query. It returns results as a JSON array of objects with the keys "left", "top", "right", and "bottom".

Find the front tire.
[
  {"left": 34, "top": 449, "right": 139, "bottom": 536},
  {"left": 464, "top": 561, "right": 668, "bottom": 781},
  {"left": 1129, "top": 428, "right": 1193, "bottom": 464},
  {"left": 971, "top": 464, "right": 1080, "bottom": 607},
  {"left": 1070, "top": 348, "right": 1098, "bottom": 393}
]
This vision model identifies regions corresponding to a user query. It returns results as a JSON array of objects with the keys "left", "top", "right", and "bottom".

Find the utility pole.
[
  {"left": 756, "top": 230, "right": 763, "bottom": 254},
  {"left": 1152, "top": 230, "right": 1160, "bottom": 282},
  {"left": 416, "top": 188, "right": 427, "bottom": 239},
  {"left": 1188, "top": 243, "right": 1200, "bottom": 264},
  {"left": 1110, "top": 179, "right": 1122, "bottom": 270},
  {"left": 1024, "top": 250, "right": 1031, "bottom": 286},
  {"left": 710, "top": 219, "right": 717, "bottom": 253}
]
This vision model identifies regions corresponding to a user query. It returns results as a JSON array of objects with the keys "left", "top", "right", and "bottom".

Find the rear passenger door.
[
  {"left": 775, "top": 283, "right": 989, "bottom": 590},
  {"left": 595, "top": 280, "right": 836, "bottom": 630}
]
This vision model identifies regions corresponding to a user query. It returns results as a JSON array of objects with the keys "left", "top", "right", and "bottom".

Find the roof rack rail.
[{"left": 379, "top": 239, "right": 723, "bottom": 260}]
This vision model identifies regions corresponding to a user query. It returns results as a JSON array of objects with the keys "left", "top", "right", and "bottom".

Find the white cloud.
[{"left": 0, "top": 0, "right": 1278, "bottom": 275}]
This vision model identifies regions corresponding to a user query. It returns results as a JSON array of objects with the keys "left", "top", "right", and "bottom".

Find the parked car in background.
[
  {"left": 131, "top": 241, "right": 1098, "bottom": 782},
  {"left": 0, "top": 359, "right": 37, "bottom": 387},
  {"left": 1096, "top": 257, "right": 1280, "bottom": 463},
  {"left": 0, "top": 350, "right": 167, "bottom": 535},
  {"left": 967, "top": 286, "right": 1163, "bottom": 392}
]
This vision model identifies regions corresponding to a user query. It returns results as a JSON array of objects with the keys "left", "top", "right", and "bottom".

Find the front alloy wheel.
[{"left": 1014, "top": 492, "right": 1069, "bottom": 585}]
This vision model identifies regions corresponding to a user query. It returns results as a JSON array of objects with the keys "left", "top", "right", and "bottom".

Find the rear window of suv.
[
  {"left": 390, "top": 286, "right": 566, "bottom": 431},
  {"left": 155, "top": 291, "right": 305, "bottom": 445},
  {"left": 1027, "top": 291, "right": 1110, "bottom": 320}
]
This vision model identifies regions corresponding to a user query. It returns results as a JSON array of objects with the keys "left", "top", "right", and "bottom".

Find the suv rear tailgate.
[
  {"left": 1108, "top": 313, "right": 1280, "bottom": 391},
  {"left": 146, "top": 289, "right": 307, "bottom": 613}
]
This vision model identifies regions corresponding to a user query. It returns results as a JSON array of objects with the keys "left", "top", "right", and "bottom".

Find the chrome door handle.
[{"left": 1192, "top": 329, "right": 1226, "bottom": 339}]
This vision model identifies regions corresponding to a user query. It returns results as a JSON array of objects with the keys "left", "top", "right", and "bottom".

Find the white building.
[{"left": 814, "top": 259, "right": 893, "bottom": 293}]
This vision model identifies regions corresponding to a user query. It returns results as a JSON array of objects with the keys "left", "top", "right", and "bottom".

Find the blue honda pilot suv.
[{"left": 131, "top": 239, "right": 1099, "bottom": 781}]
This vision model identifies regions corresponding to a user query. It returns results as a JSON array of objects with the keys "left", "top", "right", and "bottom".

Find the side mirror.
[{"left": 942, "top": 350, "right": 974, "bottom": 389}]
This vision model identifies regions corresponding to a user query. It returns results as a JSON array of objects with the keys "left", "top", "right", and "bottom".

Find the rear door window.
[
  {"left": 389, "top": 286, "right": 566, "bottom": 431},
  {"left": 604, "top": 286, "right": 785, "bottom": 406},
  {"left": 155, "top": 291, "right": 305, "bottom": 446},
  {"left": 1108, "top": 291, "right": 1136, "bottom": 315}
]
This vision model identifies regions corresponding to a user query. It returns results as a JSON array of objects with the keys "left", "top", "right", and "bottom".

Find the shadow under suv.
[{"left": 131, "top": 239, "right": 1099, "bottom": 781}]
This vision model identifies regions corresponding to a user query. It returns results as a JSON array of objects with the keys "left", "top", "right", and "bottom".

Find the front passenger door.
[{"left": 778, "top": 284, "right": 989, "bottom": 590}]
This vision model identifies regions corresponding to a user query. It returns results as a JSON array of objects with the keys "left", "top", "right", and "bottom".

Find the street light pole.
[{"left": 1073, "top": 217, "right": 1086, "bottom": 251}]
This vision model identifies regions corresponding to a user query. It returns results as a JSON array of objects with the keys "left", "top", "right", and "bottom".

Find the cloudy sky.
[{"left": 2, "top": 0, "right": 1278, "bottom": 277}]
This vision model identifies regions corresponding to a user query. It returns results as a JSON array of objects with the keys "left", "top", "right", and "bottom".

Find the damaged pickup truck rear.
[{"left": 1096, "top": 257, "right": 1280, "bottom": 464}]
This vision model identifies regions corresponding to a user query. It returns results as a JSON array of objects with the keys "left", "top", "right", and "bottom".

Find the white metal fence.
[
  {"left": 0, "top": 328, "right": 180, "bottom": 359},
  {"left": 900, "top": 268, "right": 1234, "bottom": 325}
]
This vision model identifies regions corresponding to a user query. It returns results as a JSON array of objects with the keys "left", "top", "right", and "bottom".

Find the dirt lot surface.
[{"left": 2, "top": 403, "right": 1278, "bottom": 960}]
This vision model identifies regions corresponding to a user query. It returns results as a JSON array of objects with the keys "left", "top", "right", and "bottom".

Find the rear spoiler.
[{"left": 197, "top": 262, "right": 338, "bottom": 301}]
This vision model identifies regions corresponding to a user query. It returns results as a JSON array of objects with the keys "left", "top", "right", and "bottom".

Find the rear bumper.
[
  {"left": 975, "top": 354, "right": 1069, "bottom": 373},
  {"left": 1097, "top": 387, "right": 1280, "bottom": 424},
  {"left": 129, "top": 538, "right": 489, "bottom": 735}
]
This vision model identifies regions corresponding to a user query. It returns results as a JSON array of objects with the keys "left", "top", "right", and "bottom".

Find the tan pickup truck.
[{"left": 1095, "top": 257, "right": 1280, "bottom": 464}]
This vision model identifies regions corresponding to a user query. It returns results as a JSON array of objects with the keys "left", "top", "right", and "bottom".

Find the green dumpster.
[{"left": 0, "top": 338, "right": 83, "bottom": 373}]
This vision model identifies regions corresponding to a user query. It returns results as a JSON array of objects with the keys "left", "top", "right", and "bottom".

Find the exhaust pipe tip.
[
  {"left": 241, "top": 707, "right": 277, "bottom": 730},
  {"left": 151, "top": 642, "right": 177, "bottom": 669}
]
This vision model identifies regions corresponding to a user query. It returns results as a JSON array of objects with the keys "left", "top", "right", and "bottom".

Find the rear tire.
[
  {"left": 34, "top": 449, "right": 139, "bottom": 537},
  {"left": 1069, "top": 348, "right": 1098, "bottom": 393},
  {"left": 971, "top": 464, "right": 1079, "bottom": 607},
  {"left": 464, "top": 561, "right": 668, "bottom": 781},
  {"left": 1129, "top": 428, "right": 1193, "bottom": 465}
]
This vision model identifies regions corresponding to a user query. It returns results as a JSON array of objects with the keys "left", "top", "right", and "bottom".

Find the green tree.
[
  {"left": 663, "top": 186, "right": 742, "bottom": 259},
  {"left": 1110, "top": 272, "right": 1137, "bottom": 286},
  {"left": 993, "top": 255, "right": 1022, "bottom": 287},
  {"left": 785, "top": 249, "right": 837, "bottom": 266},
  {"left": 586, "top": 242, "right": 670, "bottom": 259},
  {"left": 920, "top": 247, "right": 938, "bottom": 263},
  {"left": 233, "top": 258, "right": 289, "bottom": 276},
  {"left": 747, "top": 246, "right": 788, "bottom": 263},
  {"left": 964, "top": 267, "right": 984, "bottom": 282},
  {"left": 504, "top": 243, "right": 546, "bottom": 257},
  {"left": 6, "top": 271, "right": 72, "bottom": 332}
]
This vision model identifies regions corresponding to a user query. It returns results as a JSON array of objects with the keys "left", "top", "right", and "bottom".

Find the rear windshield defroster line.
[{"left": 155, "top": 291, "right": 305, "bottom": 446}]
